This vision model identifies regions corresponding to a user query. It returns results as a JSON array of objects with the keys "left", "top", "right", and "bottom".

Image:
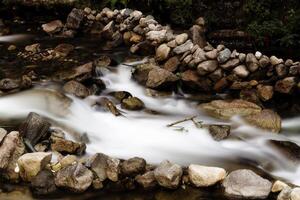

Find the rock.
[
  {"left": 133, "top": 63, "right": 156, "bottom": 84},
  {"left": 207, "top": 124, "right": 231, "bottom": 141},
  {"left": 31, "top": 170, "right": 57, "bottom": 195},
  {"left": 175, "top": 33, "right": 188, "bottom": 45},
  {"left": 163, "top": 56, "right": 180, "bottom": 72},
  {"left": 223, "top": 169, "right": 272, "bottom": 199},
  {"left": 239, "top": 53, "right": 246, "bottom": 62},
  {"left": 121, "top": 97, "right": 145, "bottom": 110},
  {"left": 217, "top": 48, "right": 231, "bottom": 63},
  {"left": 94, "top": 55, "right": 112, "bottom": 67},
  {"left": 277, "top": 186, "right": 292, "bottom": 200},
  {"left": 55, "top": 163, "right": 93, "bottom": 193},
  {"left": 233, "top": 65, "right": 249, "bottom": 78},
  {"left": 130, "top": 32, "right": 143, "bottom": 43},
  {"left": 244, "top": 109, "right": 281, "bottom": 133},
  {"left": 135, "top": 171, "right": 157, "bottom": 189},
  {"left": 0, "top": 128, "right": 7, "bottom": 143},
  {"left": 19, "top": 112, "right": 50, "bottom": 146},
  {"left": 197, "top": 60, "right": 218, "bottom": 75},
  {"left": 121, "top": 157, "right": 146, "bottom": 176},
  {"left": 42, "top": 20, "right": 63, "bottom": 34},
  {"left": 101, "top": 21, "right": 115, "bottom": 40},
  {"left": 259, "top": 55, "right": 270, "bottom": 68},
  {"left": 85, "top": 153, "right": 109, "bottom": 181},
  {"left": 18, "top": 152, "right": 52, "bottom": 182},
  {"left": 54, "top": 43, "right": 74, "bottom": 57},
  {"left": 59, "top": 155, "right": 77, "bottom": 168},
  {"left": 291, "top": 188, "right": 300, "bottom": 200},
  {"left": 289, "top": 65, "right": 300, "bottom": 75},
  {"left": 199, "top": 99, "right": 262, "bottom": 120},
  {"left": 246, "top": 53, "right": 259, "bottom": 72},
  {"left": 55, "top": 62, "right": 93, "bottom": 81},
  {"left": 257, "top": 85, "right": 274, "bottom": 101},
  {"left": 146, "top": 67, "right": 179, "bottom": 88},
  {"left": 275, "top": 77, "right": 297, "bottom": 94},
  {"left": 8, "top": 44, "right": 17, "bottom": 51},
  {"left": 0, "top": 131, "right": 25, "bottom": 181},
  {"left": 195, "top": 17, "right": 205, "bottom": 26},
  {"left": 65, "top": 8, "right": 85, "bottom": 30},
  {"left": 220, "top": 58, "right": 240, "bottom": 70},
  {"left": 50, "top": 136, "right": 86, "bottom": 155},
  {"left": 154, "top": 160, "right": 182, "bottom": 189},
  {"left": 272, "top": 180, "right": 288, "bottom": 193},
  {"left": 192, "top": 47, "right": 206, "bottom": 63},
  {"left": 255, "top": 51, "right": 263, "bottom": 59},
  {"left": 63, "top": 80, "right": 90, "bottom": 98},
  {"left": 146, "top": 29, "right": 167, "bottom": 43},
  {"left": 173, "top": 40, "right": 193, "bottom": 54},
  {"left": 205, "top": 49, "right": 218, "bottom": 60},
  {"left": 188, "top": 164, "right": 226, "bottom": 187},
  {"left": 270, "top": 56, "right": 284, "bottom": 66},
  {"left": 276, "top": 64, "right": 288, "bottom": 77},
  {"left": 216, "top": 44, "right": 225, "bottom": 52},
  {"left": 106, "top": 157, "right": 120, "bottom": 182},
  {"left": 181, "top": 70, "right": 212, "bottom": 91},
  {"left": 190, "top": 25, "right": 206, "bottom": 48},
  {"left": 0, "top": 78, "right": 20, "bottom": 90},
  {"left": 156, "top": 43, "right": 171, "bottom": 61},
  {"left": 167, "top": 39, "right": 177, "bottom": 48},
  {"left": 209, "top": 68, "right": 224, "bottom": 82}
]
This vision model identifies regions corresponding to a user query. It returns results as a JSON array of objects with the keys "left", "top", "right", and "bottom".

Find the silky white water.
[{"left": 0, "top": 64, "right": 300, "bottom": 184}]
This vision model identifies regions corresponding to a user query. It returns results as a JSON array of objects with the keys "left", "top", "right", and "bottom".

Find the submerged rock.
[
  {"left": 19, "top": 112, "right": 51, "bottom": 146},
  {"left": 154, "top": 160, "right": 182, "bottom": 189},
  {"left": 121, "top": 97, "right": 145, "bottom": 110},
  {"left": 223, "top": 169, "right": 272, "bottom": 199},
  {"left": 55, "top": 163, "right": 93, "bottom": 193},
  {"left": 18, "top": 152, "right": 52, "bottom": 182},
  {"left": 199, "top": 99, "right": 262, "bottom": 120},
  {"left": 188, "top": 164, "right": 226, "bottom": 187}
]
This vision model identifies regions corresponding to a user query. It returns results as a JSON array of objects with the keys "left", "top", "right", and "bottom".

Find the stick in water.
[{"left": 167, "top": 115, "right": 198, "bottom": 127}]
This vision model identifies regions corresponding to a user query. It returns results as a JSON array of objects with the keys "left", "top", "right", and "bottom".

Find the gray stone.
[
  {"left": 154, "top": 160, "right": 182, "bottom": 189},
  {"left": 220, "top": 58, "right": 240, "bottom": 70},
  {"left": 217, "top": 48, "right": 231, "bottom": 63}
]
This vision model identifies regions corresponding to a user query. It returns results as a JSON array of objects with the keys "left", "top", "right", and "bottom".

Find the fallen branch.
[{"left": 167, "top": 115, "right": 198, "bottom": 127}]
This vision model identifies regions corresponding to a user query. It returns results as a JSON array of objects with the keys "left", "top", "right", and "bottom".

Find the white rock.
[
  {"left": 291, "top": 188, "right": 300, "bottom": 200},
  {"left": 188, "top": 164, "right": 226, "bottom": 187},
  {"left": 272, "top": 180, "right": 289, "bottom": 192},
  {"left": 255, "top": 51, "right": 262, "bottom": 59}
]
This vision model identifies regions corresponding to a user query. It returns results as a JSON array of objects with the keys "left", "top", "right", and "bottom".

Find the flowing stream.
[{"left": 0, "top": 63, "right": 300, "bottom": 186}]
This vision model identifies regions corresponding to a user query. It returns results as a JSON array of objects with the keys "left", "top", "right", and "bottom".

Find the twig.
[{"left": 167, "top": 115, "right": 197, "bottom": 127}]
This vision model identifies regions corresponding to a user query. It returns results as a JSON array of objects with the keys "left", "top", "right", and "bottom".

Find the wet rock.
[
  {"left": 0, "top": 78, "right": 19, "bottom": 90},
  {"left": 259, "top": 55, "right": 270, "bottom": 68},
  {"left": 0, "top": 128, "right": 7, "bottom": 143},
  {"left": 0, "top": 131, "right": 25, "bottom": 181},
  {"left": 121, "top": 97, "right": 145, "bottom": 110},
  {"left": 85, "top": 153, "right": 108, "bottom": 181},
  {"left": 135, "top": 171, "right": 157, "bottom": 189},
  {"left": 42, "top": 20, "right": 63, "bottom": 34},
  {"left": 154, "top": 160, "right": 182, "bottom": 189},
  {"left": 223, "top": 169, "right": 272, "bottom": 199},
  {"left": 205, "top": 49, "right": 218, "bottom": 60},
  {"left": 199, "top": 99, "right": 262, "bottom": 120},
  {"left": 220, "top": 58, "right": 240, "bottom": 70},
  {"left": 50, "top": 135, "right": 86, "bottom": 155},
  {"left": 217, "top": 48, "right": 231, "bottom": 63},
  {"left": 163, "top": 56, "right": 180, "bottom": 72},
  {"left": 94, "top": 55, "right": 112, "bottom": 67},
  {"left": 275, "top": 77, "right": 297, "bottom": 94},
  {"left": 188, "top": 164, "right": 226, "bottom": 187},
  {"left": 106, "top": 157, "right": 120, "bottom": 182},
  {"left": 244, "top": 109, "right": 281, "bottom": 133},
  {"left": 18, "top": 152, "right": 52, "bottom": 182},
  {"left": 66, "top": 8, "right": 85, "bottom": 30},
  {"left": 55, "top": 163, "right": 93, "bottom": 193},
  {"left": 156, "top": 43, "right": 171, "bottom": 61},
  {"left": 121, "top": 157, "right": 146, "bottom": 176},
  {"left": 207, "top": 124, "right": 231, "bottom": 141},
  {"left": 246, "top": 53, "right": 259, "bottom": 72},
  {"left": 173, "top": 40, "right": 193, "bottom": 54},
  {"left": 233, "top": 65, "right": 249, "bottom": 78},
  {"left": 146, "top": 67, "right": 179, "bottom": 89},
  {"left": 197, "top": 60, "right": 218, "bottom": 75},
  {"left": 19, "top": 112, "right": 50, "bottom": 146},
  {"left": 272, "top": 180, "right": 288, "bottom": 193},
  {"left": 291, "top": 188, "right": 300, "bottom": 200},
  {"left": 270, "top": 56, "right": 283, "bottom": 66},
  {"left": 175, "top": 33, "right": 188, "bottom": 45},
  {"left": 277, "top": 186, "right": 292, "bottom": 200},
  {"left": 109, "top": 91, "right": 132, "bottom": 101},
  {"left": 63, "top": 80, "right": 90, "bottom": 98},
  {"left": 257, "top": 85, "right": 274, "bottom": 101},
  {"left": 31, "top": 170, "right": 57, "bottom": 195}
]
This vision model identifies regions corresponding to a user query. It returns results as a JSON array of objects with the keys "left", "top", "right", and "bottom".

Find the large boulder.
[
  {"left": 188, "top": 164, "right": 226, "bottom": 187},
  {"left": 146, "top": 67, "right": 179, "bottom": 89},
  {"left": 19, "top": 112, "right": 51, "bottom": 146},
  {"left": 199, "top": 99, "right": 262, "bottom": 120},
  {"left": 55, "top": 163, "right": 93, "bottom": 193},
  {"left": 154, "top": 160, "right": 182, "bottom": 189},
  {"left": 18, "top": 152, "right": 52, "bottom": 182},
  {"left": 223, "top": 169, "right": 272, "bottom": 199},
  {"left": 0, "top": 131, "right": 25, "bottom": 181}
]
